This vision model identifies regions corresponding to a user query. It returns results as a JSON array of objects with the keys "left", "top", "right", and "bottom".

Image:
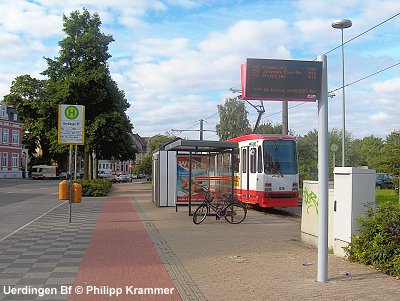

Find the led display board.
[{"left": 241, "top": 58, "right": 322, "bottom": 102}]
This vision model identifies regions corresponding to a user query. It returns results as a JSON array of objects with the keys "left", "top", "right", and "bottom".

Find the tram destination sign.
[{"left": 241, "top": 58, "right": 322, "bottom": 102}]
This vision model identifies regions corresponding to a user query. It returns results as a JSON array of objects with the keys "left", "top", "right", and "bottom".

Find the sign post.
[
  {"left": 317, "top": 54, "right": 329, "bottom": 282},
  {"left": 58, "top": 104, "right": 85, "bottom": 223},
  {"left": 240, "top": 57, "right": 329, "bottom": 282}
]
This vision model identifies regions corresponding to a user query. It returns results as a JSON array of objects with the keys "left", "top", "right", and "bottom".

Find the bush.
[
  {"left": 78, "top": 178, "right": 112, "bottom": 197},
  {"left": 344, "top": 203, "right": 400, "bottom": 276}
]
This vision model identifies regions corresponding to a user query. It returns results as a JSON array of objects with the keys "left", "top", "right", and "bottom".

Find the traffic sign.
[{"left": 58, "top": 104, "right": 85, "bottom": 145}]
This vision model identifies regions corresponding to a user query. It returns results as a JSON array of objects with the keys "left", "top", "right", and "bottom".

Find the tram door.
[
  {"left": 240, "top": 145, "right": 262, "bottom": 202},
  {"left": 240, "top": 147, "right": 250, "bottom": 200}
]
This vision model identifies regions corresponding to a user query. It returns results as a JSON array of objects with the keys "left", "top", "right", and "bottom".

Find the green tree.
[
  {"left": 347, "top": 135, "right": 384, "bottom": 169},
  {"left": 297, "top": 130, "right": 318, "bottom": 182},
  {"left": 138, "top": 134, "right": 177, "bottom": 177},
  {"left": 42, "top": 9, "right": 135, "bottom": 178},
  {"left": 256, "top": 122, "right": 282, "bottom": 134},
  {"left": 216, "top": 97, "right": 251, "bottom": 140},
  {"left": 147, "top": 134, "right": 177, "bottom": 153},
  {"left": 3, "top": 75, "right": 67, "bottom": 165},
  {"left": 297, "top": 129, "right": 354, "bottom": 182},
  {"left": 380, "top": 133, "right": 400, "bottom": 175}
]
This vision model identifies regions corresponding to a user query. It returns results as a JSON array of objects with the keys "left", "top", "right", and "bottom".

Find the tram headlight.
[{"left": 292, "top": 182, "right": 299, "bottom": 192}]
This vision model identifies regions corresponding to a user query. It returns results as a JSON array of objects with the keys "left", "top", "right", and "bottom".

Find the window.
[
  {"left": 263, "top": 140, "right": 298, "bottom": 175},
  {"left": 3, "top": 128, "right": 9, "bottom": 144},
  {"left": 0, "top": 107, "right": 5, "bottom": 118},
  {"left": 250, "top": 148, "right": 256, "bottom": 173},
  {"left": 12, "top": 153, "right": 18, "bottom": 168},
  {"left": 2, "top": 153, "right": 8, "bottom": 168},
  {"left": 242, "top": 148, "right": 247, "bottom": 173},
  {"left": 12, "top": 130, "right": 20, "bottom": 145},
  {"left": 13, "top": 114, "right": 18, "bottom": 121},
  {"left": 0, "top": 128, "right": 2, "bottom": 144},
  {"left": 257, "top": 146, "right": 263, "bottom": 173}
]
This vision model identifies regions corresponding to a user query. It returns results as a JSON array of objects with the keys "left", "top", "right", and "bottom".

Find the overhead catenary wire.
[
  {"left": 253, "top": 12, "right": 400, "bottom": 126},
  {"left": 175, "top": 12, "right": 400, "bottom": 135}
]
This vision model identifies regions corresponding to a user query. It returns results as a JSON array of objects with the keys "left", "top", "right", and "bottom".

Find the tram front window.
[{"left": 263, "top": 140, "right": 297, "bottom": 175}]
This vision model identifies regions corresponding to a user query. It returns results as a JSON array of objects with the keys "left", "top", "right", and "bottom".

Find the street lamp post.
[{"left": 332, "top": 19, "right": 352, "bottom": 167}]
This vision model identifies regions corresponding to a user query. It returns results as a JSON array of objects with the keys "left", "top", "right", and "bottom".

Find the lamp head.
[{"left": 332, "top": 19, "right": 352, "bottom": 29}]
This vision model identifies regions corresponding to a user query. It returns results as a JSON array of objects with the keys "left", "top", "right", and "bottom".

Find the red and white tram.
[{"left": 229, "top": 134, "right": 299, "bottom": 208}]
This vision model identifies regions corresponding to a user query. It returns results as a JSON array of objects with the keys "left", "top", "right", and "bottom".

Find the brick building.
[{"left": 0, "top": 102, "right": 26, "bottom": 178}]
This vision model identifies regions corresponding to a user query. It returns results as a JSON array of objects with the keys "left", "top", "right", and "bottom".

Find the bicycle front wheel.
[
  {"left": 224, "top": 203, "right": 247, "bottom": 224},
  {"left": 193, "top": 204, "right": 209, "bottom": 225}
]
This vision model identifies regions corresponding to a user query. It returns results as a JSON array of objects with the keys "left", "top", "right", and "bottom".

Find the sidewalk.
[{"left": 0, "top": 182, "right": 399, "bottom": 300}]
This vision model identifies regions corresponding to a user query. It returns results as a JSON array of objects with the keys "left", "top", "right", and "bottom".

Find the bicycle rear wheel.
[
  {"left": 224, "top": 203, "right": 247, "bottom": 224},
  {"left": 193, "top": 204, "right": 209, "bottom": 224}
]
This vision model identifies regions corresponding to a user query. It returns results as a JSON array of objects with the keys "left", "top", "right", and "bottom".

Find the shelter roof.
[{"left": 163, "top": 139, "right": 238, "bottom": 153}]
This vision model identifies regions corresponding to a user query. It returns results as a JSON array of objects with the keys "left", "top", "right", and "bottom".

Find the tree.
[
  {"left": 256, "top": 122, "right": 282, "bottom": 135},
  {"left": 42, "top": 9, "right": 135, "bottom": 178},
  {"left": 297, "top": 130, "right": 318, "bottom": 182},
  {"left": 216, "top": 97, "right": 251, "bottom": 141},
  {"left": 135, "top": 134, "right": 177, "bottom": 177},
  {"left": 3, "top": 75, "right": 66, "bottom": 165},
  {"left": 297, "top": 128, "right": 354, "bottom": 181},
  {"left": 347, "top": 135, "right": 384, "bottom": 169},
  {"left": 147, "top": 134, "right": 177, "bottom": 153},
  {"left": 380, "top": 133, "right": 400, "bottom": 175}
]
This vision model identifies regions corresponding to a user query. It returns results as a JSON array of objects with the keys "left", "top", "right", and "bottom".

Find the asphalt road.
[{"left": 0, "top": 178, "right": 63, "bottom": 241}]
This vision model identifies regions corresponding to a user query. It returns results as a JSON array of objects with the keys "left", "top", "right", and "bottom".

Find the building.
[
  {"left": 98, "top": 159, "right": 132, "bottom": 175},
  {"left": 131, "top": 133, "right": 149, "bottom": 163},
  {"left": 0, "top": 102, "right": 26, "bottom": 178},
  {"left": 96, "top": 134, "right": 149, "bottom": 176}
]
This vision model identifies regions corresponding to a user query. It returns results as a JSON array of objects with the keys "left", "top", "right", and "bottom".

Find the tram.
[{"left": 229, "top": 134, "right": 299, "bottom": 208}]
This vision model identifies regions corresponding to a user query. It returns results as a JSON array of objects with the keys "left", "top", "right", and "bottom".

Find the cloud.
[
  {"left": 1, "top": 0, "right": 399, "bottom": 140},
  {"left": 129, "top": 93, "right": 217, "bottom": 138},
  {"left": 370, "top": 112, "right": 391, "bottom": 122},
  {"left": 0, "top": 0, "right": 62, "bottom": 38},
  {"left": 166, "top": 0, "right": 200, "bottom": 9},
  {"left": 372, "top": 77, "right": 400, "bottom": 96},
  {"left": 199, "top": 19, "right": 292, "bottom": 58},
  {"left": 123, "top": 18, "right": 294, "bottom": 100}
]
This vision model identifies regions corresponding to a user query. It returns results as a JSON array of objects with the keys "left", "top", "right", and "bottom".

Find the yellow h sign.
[{"left": 65, "top": 106, "right": 79, "bottom": 119}]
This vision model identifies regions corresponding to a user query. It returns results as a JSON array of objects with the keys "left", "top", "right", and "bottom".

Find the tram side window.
[
  {"left": 250, "top": 148, "right": 256, "bottom": 173},
  {"left": 242, "top": 148, "right": 247, "bottom": 173},
  {"left": 232, "top": 149, "right": 239, "bottom": 173},
  {"left": 257, "top": 146, "right": 263, "bottom": 173}
]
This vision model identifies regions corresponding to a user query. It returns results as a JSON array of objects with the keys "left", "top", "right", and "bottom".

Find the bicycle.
[{"left": 192, "top": 186, "right": 247, "bottom": 225}]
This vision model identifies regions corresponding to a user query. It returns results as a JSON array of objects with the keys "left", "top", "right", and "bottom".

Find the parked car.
[
  {"left": 116, "top": 174, "right": 131, "bottom": 183},
  {"left": 376, "top": 173, "right": 394, "bottom": 189},
  {"left": 58, "top": 171, "right": 68, "bottom": 179},
  {"left": 99, "top": 173, "right": 117, "bottom": 182}
]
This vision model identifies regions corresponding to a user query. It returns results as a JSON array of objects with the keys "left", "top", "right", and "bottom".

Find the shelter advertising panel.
[{"left": 176, "top": 156, "right": 207, "bottom": 203}]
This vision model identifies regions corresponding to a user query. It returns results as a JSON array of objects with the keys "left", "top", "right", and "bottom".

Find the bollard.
[
  {"left": 72, "top": 182, "right": 82, "bottom": 203},
  {"left": 59, "top": 180, "right": 68, "bottom": 200}
]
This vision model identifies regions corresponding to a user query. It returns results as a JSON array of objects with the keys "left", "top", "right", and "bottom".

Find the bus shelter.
[{"left": 154, "top": 139, "right": 238, "bottom": 215}]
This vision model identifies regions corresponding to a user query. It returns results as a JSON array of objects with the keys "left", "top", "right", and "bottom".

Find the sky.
[{"left": 0, "top": 0, "right": 399, "bottom": 141}]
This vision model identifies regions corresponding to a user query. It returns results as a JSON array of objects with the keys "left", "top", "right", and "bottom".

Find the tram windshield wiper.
[{"left": 274, "top": 169, "right": 284, "bottom": 177}]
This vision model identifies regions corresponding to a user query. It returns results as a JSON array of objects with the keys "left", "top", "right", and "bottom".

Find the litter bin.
[
  {"left": 72, "top": 182, "right": 82, "bottom": 203},
  {"left": 59, "top": 180, "right": 68, "bottom": 200}
]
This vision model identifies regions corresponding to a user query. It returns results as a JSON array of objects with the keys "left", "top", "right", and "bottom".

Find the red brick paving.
[{"left": 68, "top": 196, "right": 182, "bottom": 301}]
